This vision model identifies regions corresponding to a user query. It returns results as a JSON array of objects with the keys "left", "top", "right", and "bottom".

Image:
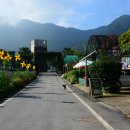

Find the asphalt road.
[{"left": 0, "top": 72, "right": 130, "bottom": 130}]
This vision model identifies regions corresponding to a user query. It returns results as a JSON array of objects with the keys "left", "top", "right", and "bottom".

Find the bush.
[
  {"left": 0, "top": 70, "right": 11, "bottom": 88},
  {"left": 79, "top": 68, "right": 91, "bottom": 78},
  {"left": 67, "top": 75, "right": 77, "bottom": 84},
  {"left": 0, "top": 71, "right": 37, "bottom": 101},
  {"left": 64, "top": 68, "right": 90, "bottom": 84},
  {"left": 11, "top": 71, "right": 37, "bottom": 85},
  {"left": 64, "top": 69, "right": 79, "bottom": 84},
  {"left": 11, "top": 77, "right": 24, "bottom": 89},
  {"left": 89, "top": 54, "right": 122, "bottom": 93}
]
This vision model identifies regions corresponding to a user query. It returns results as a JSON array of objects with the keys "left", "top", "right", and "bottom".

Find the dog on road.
[{"left": 62, "top": 84, "right": 66, "bottom": 92}]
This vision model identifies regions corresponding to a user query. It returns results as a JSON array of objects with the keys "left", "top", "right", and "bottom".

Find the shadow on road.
[
  {"left": 38, "top": 73, "right": 57, "bottom": 76},
  {"left": 30, "top": 79, "right": 46, "bottom": 85},
  {"left": 15, "top": 92, "right": 42, "bottom": 99},
  {"left": 22, "top": 87, "right": 43, "bottom": 91},
  {"left": 39, "top": 92, "right": 65, "bottom": 95},
  {"left": 61, "top": 101, "right": 76, "bottom": 104},
  {"left": 15, "top": 91, "right": 66, "bottom": 100}
]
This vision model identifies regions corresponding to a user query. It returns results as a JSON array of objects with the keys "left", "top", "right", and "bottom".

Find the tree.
[
  {"left": 62, "top": 47, "right": 86, "bottom": 59},
  {"left": 62, "top": 48, "right": 75, "bottom": 56},
  {"left": 118, "top": 29, "right": 130, "bottom": 55},
  {"left": 18, "top": 47, "right": 33, "bottom": 63},
  {"left": 89, "top": 52, "right": 122, "bottom": 93}
]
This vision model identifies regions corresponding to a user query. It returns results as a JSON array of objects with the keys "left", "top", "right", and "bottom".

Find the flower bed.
[{"left": 0, "top": 49, "right": 37, "bottom": 102}]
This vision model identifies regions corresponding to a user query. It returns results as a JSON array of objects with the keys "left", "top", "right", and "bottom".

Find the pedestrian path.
[{"left": 72, "top": 83, "right": 130, "bottom": 119}]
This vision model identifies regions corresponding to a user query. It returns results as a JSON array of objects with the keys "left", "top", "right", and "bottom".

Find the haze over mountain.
[{"left": 0, "top": 15, "right": 130, "bottom": 52}]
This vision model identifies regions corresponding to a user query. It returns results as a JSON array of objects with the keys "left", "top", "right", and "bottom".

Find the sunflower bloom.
[
  {"left": 20, "top": 61, "right": 26, "bottom": 68},
  {"left": 26, "top": 63, "right": 31, "bottom": 70},
  {"left": 0, "top": 50, "right": 4, "bottom": 59},
  {"left": 15, "top": 54, "right": 21, "bottom": 61}
]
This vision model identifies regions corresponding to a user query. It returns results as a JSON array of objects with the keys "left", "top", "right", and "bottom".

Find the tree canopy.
[
  {"left": 18, "top": 47, "right": 33, "bottom": 63},
  {"left": 118, "top": 29, "right": 130, "bottom": 55}
]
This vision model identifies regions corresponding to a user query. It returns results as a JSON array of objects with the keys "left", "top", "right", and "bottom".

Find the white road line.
[
  {"left": 0, "top": 98, "right": 12, "bottom": 107},
  {"left": 58, "top": 76, "right": 115, "bottom": 130}
]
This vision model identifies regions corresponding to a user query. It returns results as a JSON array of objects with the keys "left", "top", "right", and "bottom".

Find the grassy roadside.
[{"left": 0, "top": 71, "right": 37, "bottom": 103}]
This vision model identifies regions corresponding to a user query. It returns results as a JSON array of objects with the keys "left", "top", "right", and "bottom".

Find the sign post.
[{"left": 88, "top": 78, "right": 102, "bottom": 97}]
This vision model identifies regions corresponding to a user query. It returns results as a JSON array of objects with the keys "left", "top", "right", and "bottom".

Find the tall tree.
[{"left": 118, "top": 29, "right": 130, "bottom": 55}]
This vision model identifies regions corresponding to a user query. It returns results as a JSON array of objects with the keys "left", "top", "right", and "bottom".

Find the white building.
[
  {"left": 122, "top": 56, "right": 130, "bottom": 69},
  {"left": 31, "top": 39, "right": 47, "bottom": 53}
]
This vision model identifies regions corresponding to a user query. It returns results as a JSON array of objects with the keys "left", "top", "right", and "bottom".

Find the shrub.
[
  {"left": 64, "top": 69, "right": 79, "bottom": 84},
  {"left": 63, "top": 74, "right": 68, "bottom": 79},
  {"left": 11, "top": 77, "right": 24, "bottom": 89},
  {"left": 11, "top": 71, "right": 37, "bottom": 85},
  {"left": 0, "top": 70, "right": 11, "bottom": 88},
  {"left": 0, "top": 70, "right": 37, "bottom": 101},
  {"left": 89, "top": 54, "right": 122, "bottom": 93},
  {"left": 79, "top": 68, "right": 91, "bottom": 78},
  {"left": 67, "top": 75, "right": 77, "bottom": 84}
]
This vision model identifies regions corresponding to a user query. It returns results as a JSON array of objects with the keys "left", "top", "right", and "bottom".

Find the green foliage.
[
  {"left": 3, "top": 60, "right": 11, "bottom": 70},
  {"left": 62, "top": 48, "right": 75, "bottom": 56},
  {"left": 64, "top": 68, "right": 91, "bottom": 84},
  {"left": 118, "top": 29, "right": 130, "bottom": 55},
  {"left": 0, "top": 71, "right": 11, "bottom": 88},
  {"left": 11, "top": 71, "right": 36, "bottom": 85},
  {"left": 0, "top": 71, "right": 12, "bottom": 99},
  {"left": 8, "top": 51, "right": 15, "bottom": 69},
  {"left": 62, "top": 47, "right": 89, "bottom": 61},
  {"left": 89, "top": 54, "right": 122, "bottom": 93},
  {"left": 11, "top": 77, "right": 24, "bottom": 89},
  {"left": 78, "top": 68, "right": 91, "bottom": 78},
  {"left": 19, "top": 47, "right": 33, "bottom": 63},
  {"left": 64, "top": 69, "right": 79, "bottom": 84},
  {"left": 0, "top": 71, "right": 37, "bottom": 100}
]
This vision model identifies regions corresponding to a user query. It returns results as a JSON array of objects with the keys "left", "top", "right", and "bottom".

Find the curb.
[{"left": 96, "top": 101, "right": 119, "bottom": 112}]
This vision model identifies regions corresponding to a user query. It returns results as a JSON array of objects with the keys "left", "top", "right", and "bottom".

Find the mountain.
[
  {"left": 72, "top": 15, "right": 130, "bottom": 51},
  {"left": 0, "top": 15, "right": 130, "bottom": 52}
]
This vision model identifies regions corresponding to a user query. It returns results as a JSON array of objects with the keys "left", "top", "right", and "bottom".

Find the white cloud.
[
  {"left": 0, "top": 0, "right": 92, "bottom": 28},
  {"left": 0, "top": 0, "right": 32, "bottom": 24},
  {"left": 56, "top": 8, "right": 92, "bottom": 28},
  {"left": 0, "top": 0, "right": 129, "bottom": 29}
]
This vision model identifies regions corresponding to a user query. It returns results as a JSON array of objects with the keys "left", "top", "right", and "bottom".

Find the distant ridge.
[{"left": 0, "top": 15, "right": 130, "bottom": 52}]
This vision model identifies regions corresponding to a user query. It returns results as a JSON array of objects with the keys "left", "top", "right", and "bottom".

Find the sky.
[{"left": 0, "top": 0, "right": 130, "bottom": 30}]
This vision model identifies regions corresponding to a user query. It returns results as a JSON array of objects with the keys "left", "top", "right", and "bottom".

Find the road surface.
[{"left": 0, "top": 72, "right": 130, "bottom": 130}]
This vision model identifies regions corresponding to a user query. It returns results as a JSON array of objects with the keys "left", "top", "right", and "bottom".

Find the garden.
[{"left": 0, "top": 49, "right": 37, "bottom": 101}]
